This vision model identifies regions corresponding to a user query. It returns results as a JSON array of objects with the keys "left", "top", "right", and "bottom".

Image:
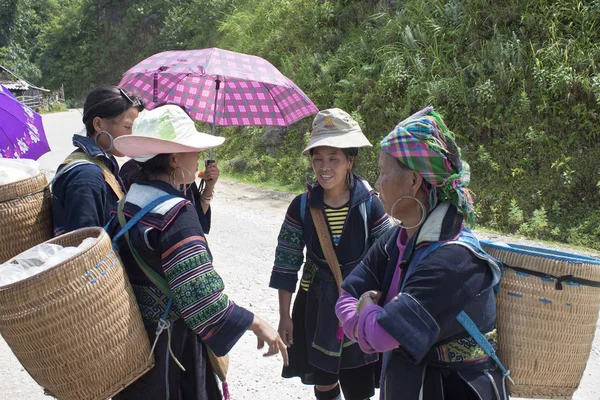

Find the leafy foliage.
[{"left": 4, "top": 0, "right": 600, "bottom": 249}]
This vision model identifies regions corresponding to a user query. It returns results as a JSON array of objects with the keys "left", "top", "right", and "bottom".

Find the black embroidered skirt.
[{"left": 282, "top": 289, "right": 379, "bottom": 400}]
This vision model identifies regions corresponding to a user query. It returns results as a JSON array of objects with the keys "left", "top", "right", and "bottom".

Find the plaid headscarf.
[{"left": 381, "top": 106, "right": 475, "bottom": 227}]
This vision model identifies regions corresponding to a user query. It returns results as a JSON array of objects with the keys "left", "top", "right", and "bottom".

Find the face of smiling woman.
[{"left": 311, "top": 146, "right": 354, "bottom": 193}]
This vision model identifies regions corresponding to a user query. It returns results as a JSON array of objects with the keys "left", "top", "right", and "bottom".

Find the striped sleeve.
[
  {"left": 269, "top": 195, "right": 305, "bottom": 293},
  {"left": 369, "top": 195, "right": 392, "bottom": 245},
  {"left": 160, "top": 205, "right": 253, "bottom": 356}
]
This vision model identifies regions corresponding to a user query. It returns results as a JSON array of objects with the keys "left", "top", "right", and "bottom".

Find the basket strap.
[
  {"left": 410, "top": 243, "right": 514, "bottom": 383},
  {"left": 61, "top": 153, "right": 125, "bottom": 199},
  {"left": 456, "top": 311, "right": 515, "bottom": 385},
  {"left": 503, "top": 263, "right": 600, "bottom": 290},
  {"left": 114, "top": 196, "right": 174, "bottom": 296},
  {"left": 115, "top": 197, "right": 186, "bottom": 381}
]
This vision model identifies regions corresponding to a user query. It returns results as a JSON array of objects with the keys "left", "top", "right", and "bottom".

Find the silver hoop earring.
[
  {"left": 94, "top": 130, "right": 114, "bottom": 153},
  {"left": 170, "top": 166, "right": 193, "bottom": 195},
  {"left": 346, "top": 171, "right": 355, "bottom": 191},
  {"left": 390, "top": 195, "right": 427, "bottom": 230}
]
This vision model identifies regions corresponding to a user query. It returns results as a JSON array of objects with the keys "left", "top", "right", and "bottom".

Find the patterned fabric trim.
[
  {"left": 161, "top": 234, "right": 233, "bottom": 341},
  {"left": 272, "top": 212, "right": 305, "bottom": 277},
  {"left": 131, "top": 283, "right": 179, "bottom": 323},
  {"left": 118, "top": 183, "right": 190, "bottom": 231},
  {"left": 300, "top": 259, "right": 317, "bottom": 292},
  {"left": 436, "top": 329, "right": 498, "bottom": 364},
  {"left": 370, "top": 213, "right": 392, "bottom": 244}
]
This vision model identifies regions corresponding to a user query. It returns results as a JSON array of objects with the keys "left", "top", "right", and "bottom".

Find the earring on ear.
[
  {"left": 389, "top": 196, "right": 427, "bottom": 230},
  {"left": 94, "top": 130, "right": 114, "bottom": 153},
  {"left": 346, "top": 171, "right": 355, "bottom": 190}
]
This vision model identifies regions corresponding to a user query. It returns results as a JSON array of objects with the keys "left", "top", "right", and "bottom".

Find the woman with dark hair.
[
  {"left": 335, "top": 106, "right": 507, "bottom": 400},
  {"left": 51, "top": 85, "right": 144, "bottom": 234},
  {"left": 119, "top": 102, "right": 218, "bottom": 234},
  {"left": 107, "top": 105, "right": 287, "bottom": 400},
  {"left": 270, "top": 109, "right": 391, "bottom": 400}
]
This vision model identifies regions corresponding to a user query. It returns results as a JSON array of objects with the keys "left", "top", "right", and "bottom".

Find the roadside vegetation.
[{"left": 2, "top": 0, "right": 599, "bottom": 249}]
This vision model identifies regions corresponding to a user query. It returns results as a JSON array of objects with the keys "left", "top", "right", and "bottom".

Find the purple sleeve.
[
  {"left": 335, "top": 290, "right": 360, "bottom": 341},
  {"left": 356, "top": 304, "right": 401, "bottom": 354}
]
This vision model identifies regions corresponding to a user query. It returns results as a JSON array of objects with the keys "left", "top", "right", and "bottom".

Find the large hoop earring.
[
  {"left": 390, "top": 195, "right": 427, "bottom": 230},
  {"left": 170, "top": 166, "right": 193, "bottom": 195},
  {"left": 346, "top": 171, "right": 355, "bottom": 191},
  {"left": 94, "top": 130, "right": 114, "bottom": 153}
]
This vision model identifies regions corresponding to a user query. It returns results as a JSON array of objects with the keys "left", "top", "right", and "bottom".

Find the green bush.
[
  {"left": 8, "top": 0, "right": 600, "bottom": 250},
  {"left": 214, "top": 0, "right": 600, "bottom": 250}
]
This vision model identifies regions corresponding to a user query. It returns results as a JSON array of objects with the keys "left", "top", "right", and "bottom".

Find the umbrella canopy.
[
  {"left": 119, "top": 48, "right": 318, "bottom": 127},
  {"left": 0, "top": 84, "right": 50, "bottom": 160}
]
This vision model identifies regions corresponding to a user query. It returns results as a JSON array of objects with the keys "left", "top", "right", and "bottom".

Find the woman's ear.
[
  {"left": 170, "top": 154, "right": 179, "bottom": 169},
  {"left": 92, "top": 116, "right": 103, "bottom": 135},
  {"left": 411, "top": 170, "right": 423, "bottom": 196},
  {"left": 348, "top": 156, "right": 356, "bottom": 170}
]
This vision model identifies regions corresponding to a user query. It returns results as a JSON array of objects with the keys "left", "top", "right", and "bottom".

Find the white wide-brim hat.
[
  {"left": 113, "top": 105, "right": 224, "bottom": 162},
  {"left": 302, "top": 108, "right": 372, "bottom": 156}
]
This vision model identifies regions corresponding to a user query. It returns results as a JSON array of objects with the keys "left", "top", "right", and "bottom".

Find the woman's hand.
[
  {"left": 278, "top": 315, "right": 294, "bottom": 347},
  {"left": 203, "top": 161, "right": 219, "bottom": 189},
  {"left": 250, "top": 314, "right": 289, "bottom": 366},
  {"left": 357, "top": 290, "right": 382, "bottom": 315}
]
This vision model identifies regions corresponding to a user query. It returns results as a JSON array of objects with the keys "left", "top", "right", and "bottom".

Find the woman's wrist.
[
  {"left": 356, "top": 292, "right": 377, "bottom": 316},
  {"left": 200, "top": 188, "right": 213, "bottom": 205}
]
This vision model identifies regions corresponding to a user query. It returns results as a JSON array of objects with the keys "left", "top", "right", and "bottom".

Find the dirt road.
[{"left": 0, "top": 110, "right": 597, "bottom": 399}]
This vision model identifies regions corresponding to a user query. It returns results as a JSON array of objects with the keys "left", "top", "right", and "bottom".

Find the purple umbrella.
[
  {"left": 119, "top": 48, "right": 319, "bottom": 159},
  {"left": 0, "top": 84, "right": 51, "bottom": 160}
]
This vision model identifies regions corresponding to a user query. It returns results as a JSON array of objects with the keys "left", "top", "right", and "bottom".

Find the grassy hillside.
[{"left": 3, "top": 0, "right": 599, "bottom": 248}]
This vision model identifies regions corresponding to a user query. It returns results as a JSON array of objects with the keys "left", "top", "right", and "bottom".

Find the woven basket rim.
[
  {"left": 481, "top": 241, "right": 600, "bottom": 265},
  {"left": 0, "top": 227, "right": 105, "bottom": 291},
  {"left": 0, "top": 172, "right": 48, "bottom": 201}
]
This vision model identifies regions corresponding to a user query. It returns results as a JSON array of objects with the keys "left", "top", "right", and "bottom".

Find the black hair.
[
  {"left": 82, "top": 86, "right": 144, "bottom": 136},
  {"left": 309, "top": 147, "right": 359, "bottom": 160},
  {"left": 442, "top": 140, "right": 462, "bottom": 173},
  {"left": 125, "top": 154, "right": 173, "bottom": 183}
]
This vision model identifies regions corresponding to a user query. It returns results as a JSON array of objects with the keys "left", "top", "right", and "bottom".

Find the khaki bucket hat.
[{"left": 302, "top": 108, "right": 372, "bottom": 155}]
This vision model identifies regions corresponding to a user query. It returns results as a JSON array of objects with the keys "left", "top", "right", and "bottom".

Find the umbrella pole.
[{"left": 208, "top": 77, "right": 221, "bottom": 162}]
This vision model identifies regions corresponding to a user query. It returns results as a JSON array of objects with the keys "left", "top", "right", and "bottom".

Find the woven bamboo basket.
[
  {"left": 0, "top": 172, "right": 53, "bottom": 264},
  {"left": 481, "top": 241, "right": 600, "bottom": 399},
  {"left": 0, "top": 227, "right": 154, "bottom": 400}
]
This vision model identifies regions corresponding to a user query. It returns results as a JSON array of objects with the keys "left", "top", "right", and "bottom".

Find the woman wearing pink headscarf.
[{"left": 336, "top": 107, "right": 508, "bottom": 400}]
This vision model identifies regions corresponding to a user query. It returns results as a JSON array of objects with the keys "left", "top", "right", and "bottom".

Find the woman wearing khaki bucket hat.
[
  {"left": 270, "top": 108, "right": 392, "bottom": 400},
  {"left": 106, "top": 105, "right": 288, "bottom": 400}
]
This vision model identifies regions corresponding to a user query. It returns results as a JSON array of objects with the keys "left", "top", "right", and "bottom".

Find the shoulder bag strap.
[
  {"left": 310, "top": 206, "right": 345, "bottom": 341},
  {"left": 300, "top": 192, "right": 307, "bottom": 223},
  {"left": 309, "top": 207, "right": 343, "bottom": 295}
]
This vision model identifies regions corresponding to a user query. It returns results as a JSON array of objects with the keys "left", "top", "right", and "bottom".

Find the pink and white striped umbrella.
[{"left": 119, "top": 48, "right": 318, "bottom": 127}]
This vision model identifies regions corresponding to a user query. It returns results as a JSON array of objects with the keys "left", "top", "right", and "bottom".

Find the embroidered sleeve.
[
  {"left": 269, "top": 195, "right": 305, "bottom": 293},
  {"left": 160, "top": 206, "right": 253, "bottom": 356},
  {"left": 369, "top": 195, "right": 392, "bottom": 245}
]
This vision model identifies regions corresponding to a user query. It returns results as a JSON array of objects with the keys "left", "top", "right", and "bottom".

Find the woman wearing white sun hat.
[
  {"left": 270, "top": 108, "right": 392, "bottom": 400},
  {"left": 107, "top": 105, "right": 287, "bottom": 400}
]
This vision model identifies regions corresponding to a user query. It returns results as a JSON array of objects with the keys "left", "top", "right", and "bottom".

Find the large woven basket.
[
  {"left": 0, "top": 227, "right": 154, "bottom": 400},
  {"left": 0, "top": 172, "right": 53, "bottom": 263},
  {"left": 481, "top": 241, "right": 600, "bottom": 399}
]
